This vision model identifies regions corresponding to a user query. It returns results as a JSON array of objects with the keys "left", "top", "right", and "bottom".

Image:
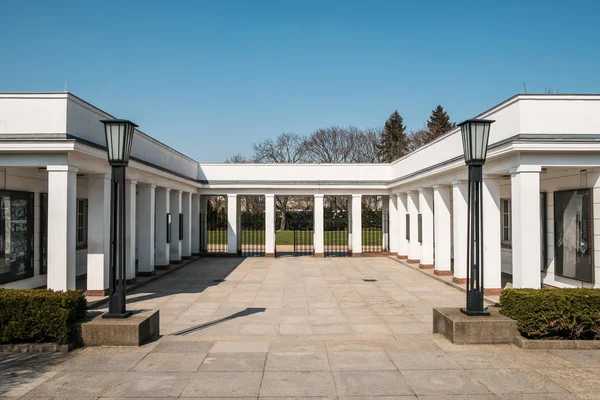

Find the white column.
[
  {"left": 452, "top": 180, "right": 468, "bottom": 283},
  {"left": 191, "top": 194, "right": 200, "bottom": 255},
  {"left": 511, "top": 166, "right": 542, "bottom": 289},
  {"left": 407, "top": 191, "right": 420, "bottom": 262},
  {"left": 314, "top": 194, "right": 324, "bottom": 256},
  {"left": 181, "top": 192, "right": 192, "bottom": 258},
  {"left": 433, "top": 185, "right": 452, "bottom": 275},
  {"left": 265, "top": 194, "right": 275, "bottom": 256},
  {"left": 137, "top": 184, "right": 155, "bottom": 275},
  {"left": 47, "top": 165, "right": 77, "bottom": 291},
  {"left": 397, "top": 193, "right": 408, "bottom": 258},
  {"left": 227, "top": 194, "right": 238, "bottom": 254},
  {"left": 86, "top": 174, "right": 110, "bottom": 294},
  {"left": 125, "top": 180, "right": 137, "bottom": 282},
  {"left": 483, "top": 175, "right": 502, "bottom": 291},
  {"left": 351, "top": 194, "right": 362, "bottom": 255},
  {"left": 170, "top": 190, "right": 182, "bottom": 262},
  {"left": 388, "top": 194, "right": 399, "bottom": 253},
  {"left": 200, "top": 195, "right": 208, "bottom": 252},
  {"left": 155, "top": 187, "right": 171, "bottom": 267},
  {"left": 419, "top": 188, "right": 434, "bottom": 268},
  {"left": 382, "top": 195, "right": 390, "bottom": 251}
]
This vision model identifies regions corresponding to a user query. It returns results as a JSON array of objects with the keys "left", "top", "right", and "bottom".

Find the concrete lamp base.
[
  {"left": 433, "top": 307, "right": 517, "bottom": 345},
  {"left": 82, "top": 309, "right": 160, "bottom": 346}
]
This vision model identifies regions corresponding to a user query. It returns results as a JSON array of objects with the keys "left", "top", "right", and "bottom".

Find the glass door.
[
  {"left": 554, "top": 189, "right": 593, "bottom": 282},
  {"left": 0, "top": 191, "right": 34, "bottom": 284}
]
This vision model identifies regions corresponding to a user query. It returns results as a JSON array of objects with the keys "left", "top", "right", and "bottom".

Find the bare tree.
[
  {"left": 224, "top": 153, "right": 254, "bottom": 163},
  {"left": 408, "top": 129, "right": 429, "bottom": 152},
  {"left": 253, "top": 132, "right": 308, "bottom": 163}
]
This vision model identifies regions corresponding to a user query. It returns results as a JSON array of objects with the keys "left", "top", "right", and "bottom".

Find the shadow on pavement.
[{"left": 171, "top": 307, "right": 266, "bottom": 336}]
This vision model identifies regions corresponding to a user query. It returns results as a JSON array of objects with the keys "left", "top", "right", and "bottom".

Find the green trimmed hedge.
[
  {"left": 0, "top": 289, "right": 87, "bottom": 345},
  {"left": 500, "top": 288, "right": 600, "bottom": 340}
]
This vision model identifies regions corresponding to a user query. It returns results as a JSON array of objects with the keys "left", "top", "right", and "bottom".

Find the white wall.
[{"left": 0, "top": 95, "right": 67, "bottom": 136}]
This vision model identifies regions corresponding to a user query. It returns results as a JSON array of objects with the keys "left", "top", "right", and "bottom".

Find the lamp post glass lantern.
[
  {"left": 458, "top": 119, "right": 494, "bottom": 316},
  {"left": 100, "top": 119, "right": 138, "bottom": 318}
]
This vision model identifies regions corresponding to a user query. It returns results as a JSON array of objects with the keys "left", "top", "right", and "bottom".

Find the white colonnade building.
[{"left": 1, "top": 92, "right": 600, "bottom": 294}]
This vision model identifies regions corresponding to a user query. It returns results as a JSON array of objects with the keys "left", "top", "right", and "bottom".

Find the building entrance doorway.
[{"left": 324, "top": 195, "right": 350, "bottom": 256}]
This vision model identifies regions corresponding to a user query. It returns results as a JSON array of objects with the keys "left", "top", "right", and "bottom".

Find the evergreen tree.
[
  {"left": 425, "top": 105, "right": 455, "bottom": 143},
  {"left": 377, "top": 111, "right": 410, "bottom": 162}
]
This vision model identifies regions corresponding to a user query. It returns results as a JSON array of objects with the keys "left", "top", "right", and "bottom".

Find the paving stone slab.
[
  {"left": 199, "top": 352, "right": 267, "bottom": 371},
  {"left": 181, "top": 371, "right": 262, "bottom": 397},
  {"left": 333, "top": 370, "right": 414, "bottom": 396},
  {"left": 260, "top": 371, "right": 336, "bottom": 397}
]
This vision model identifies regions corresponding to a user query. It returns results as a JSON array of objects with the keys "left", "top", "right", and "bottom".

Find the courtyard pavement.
[{"left": 2, "top": 256, "right": 600, "bottom": 399}]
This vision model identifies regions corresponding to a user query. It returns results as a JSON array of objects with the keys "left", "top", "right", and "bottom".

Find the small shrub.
[
  {"left": 500, "top": 288, "right": 600, "bottom": 340},
  {"left": 0, "top": 289, "right": 87, "bottom": 344}
]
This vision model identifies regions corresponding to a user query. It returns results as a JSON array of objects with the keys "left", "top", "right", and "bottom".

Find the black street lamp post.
[
  {"left": 100, "top": 119, "right": 138, "bottom": 319},
  {"left": 458, "top": 119, "right": 494, "bottom": 316}
]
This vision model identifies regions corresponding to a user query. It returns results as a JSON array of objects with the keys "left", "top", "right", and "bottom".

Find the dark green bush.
[
  {"left": 500, "top": 288, "right": 600, "bottom": 340},
  {"left": 0, "top": 289, "right": 86, "bottom": 344}
]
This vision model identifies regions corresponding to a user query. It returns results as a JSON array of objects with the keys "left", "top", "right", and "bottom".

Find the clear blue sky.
[{"left": 2, "top": 1, "right": 599, "bottom": 162}]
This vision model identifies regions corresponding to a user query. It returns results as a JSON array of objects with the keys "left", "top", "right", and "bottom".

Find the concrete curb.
[
  {"left": 513, "top": 335, "right": 600, "bottom": 350},
  {"left": 87, "top": 256, "right": 201, "bottom": 310},
  {"left": 387, "top": 256, "right": 498, "bottom": 305}
]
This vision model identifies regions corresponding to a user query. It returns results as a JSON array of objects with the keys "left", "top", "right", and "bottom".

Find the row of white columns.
[
  {"left": 396, "top": 167, "right": 542, "bottom": 290},
  {"left": 46, "top": 166, "right": 201, "bottom": 293}
]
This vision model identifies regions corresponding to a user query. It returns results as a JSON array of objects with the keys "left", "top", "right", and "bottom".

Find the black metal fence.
[
  {"left": 239, "top": 211, "right": 265, "bottom": 256},
  {"left": 362, "top": 209, "right": 389, "bottom": 253},
  {"left": 324, "top": 210, "right": 349, "bottom": 256},
  {"left": 276, "top": 210, "right": 313, "bottom": 257},
  {"left": 200, "top": 209, "right": 228, "bottom": 253}
]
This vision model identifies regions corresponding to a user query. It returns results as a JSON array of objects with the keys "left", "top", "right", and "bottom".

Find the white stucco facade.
[{"left": 1, "top": 92, "right": 600, "bottom": 293}]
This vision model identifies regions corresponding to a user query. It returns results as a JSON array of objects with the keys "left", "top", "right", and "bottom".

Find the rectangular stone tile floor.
[{"left": 1, "top": 257, "right": 599, "bottom": 399}]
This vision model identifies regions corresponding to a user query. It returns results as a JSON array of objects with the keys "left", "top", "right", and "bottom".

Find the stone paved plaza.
[{"left": 2, "top": 257, "right": 600, "bottom": 399}]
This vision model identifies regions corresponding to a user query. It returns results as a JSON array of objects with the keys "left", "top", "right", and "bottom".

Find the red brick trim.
[
  {"left": 265, "top": 253, "right": 276, "bottom": 258},
  {"left": 314, "top": 253, "right": 325, "bottom": 258},
  {"left": 407, "top": 259, "right": 420, "bottom": 264},
  {"left": 362, "top": 252, "right": 394, "bottom": 257},
  {"left": 484, "top": 288, "right": 502, "bottom": 296},
  {"left": 397, "top": 254, "right": 408, "bottom": 259},
  {"left": 434, "top": 269, "right": 453, "bottom": 276},
  {"left": 453, "top": 277, "right": 467, "bottom": 284},
  {"left": 85, "top": 289, "right": 108, "bottom": 297},
  {"left": 137, "top": 271, "right": 156, "bottom": 277},
  {"left": 352, "top": 253, "right": 363, "bottom": 257},
  {"left": 170, "top": 259, "right": 182, "bottom": 265},
  {"left": 155, "top": 264, "right": 171, "bottom": 270},
  {"left": 419, "top": 264, "right": 434, "bottom": 269}
]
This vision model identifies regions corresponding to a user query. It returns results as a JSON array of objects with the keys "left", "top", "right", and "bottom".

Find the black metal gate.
[
  {"left": 200, "top": 208, "right": 228, "bottom": 254},
  {"left": 239, "top": 211, "right": 265, "bottom": 256},
  {"left": 276, "top": 210, "right": 313, "bottom": 257},
  {"left": 362, "top": 208, "right": 389, "bottom": 253},
  {"left": 324, "top": 209, "right": 349, "bottom": 257}
]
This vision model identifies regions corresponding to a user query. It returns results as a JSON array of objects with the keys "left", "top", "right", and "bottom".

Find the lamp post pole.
[
  {"left": 100, "top": 119, "right": 138, "bottom": 319},
  {"left": 459, "top": 119, "right": 494, "bottom": 316}
]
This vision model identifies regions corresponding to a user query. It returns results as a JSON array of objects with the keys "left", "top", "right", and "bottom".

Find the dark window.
[
  {"left": 0, "top": 190, "right": 34, "bottom": 284},
  {"left": 166, "top": 213, "right": 172, "bottom": 243},
  {"left": 501, "top": 198, "right": 512, "bottom": 246},
  {"left": 179, "top": 213, "right": 184, "bottom": 240},
  {"left": 418, "top": 214, "right": 423, "bottom": 243},
  {"left": 40, "top": 193, "right": 48, "bottom": 275},
  {"left": 76, "top": 199, "right": 88, "bottom": 250},
  {"left": 554, "top": 189, "right": 593, "bottom": 282},
  {"left": 406, "top": 214, "right": 410, "bottom": 240}
]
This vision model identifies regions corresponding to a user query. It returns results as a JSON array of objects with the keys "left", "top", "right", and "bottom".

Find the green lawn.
[{"left": 206, "top": 230, "right": 383, "bottom": 246}]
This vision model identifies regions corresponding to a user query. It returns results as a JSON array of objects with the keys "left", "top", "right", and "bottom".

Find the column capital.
[
  {"left": 433, "top": 184, "right": 450, "bottom": 189},
  {"left": 126, "top": 179, "right": 138, "bottom": 185},
  {"left": 265, "top": 194, "right": 275, "bottom": 198},
  {"left": 142, "top": 183, "right": 157, "bottom": 189},
  {"left": 227, "top": 193, "right": 238, "bottom": 198},
  {"left": 90, "top": 173, "right": 111, "bottom": 180},
  {"left": 47, "top": 165, "right": 78, "bottom": 173},
  {"left": 418, "top": 187, "right": 433, "bottom": 193},
  {"left": 406, "top": 190, "right": 418, "bottom": 195},
  {"left": 452, "top": 179, "right": 467, "bottom": 186},
  {"left": 352, "top": 194, "right": 362, "bottom": 199},
  {"left": 314, "top": 194, "right": 324, "bottom": 199},
  {"left": 510, "top": 165, "right": 542, "bottom": 175}
]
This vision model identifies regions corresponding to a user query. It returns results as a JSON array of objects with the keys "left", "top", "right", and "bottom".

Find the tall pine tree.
[
  {"left": 424, "top": 105, "right": 455, "bottom": 144},
  {"left": 377, "top": 111, "right": 410, "bottom": 162}
]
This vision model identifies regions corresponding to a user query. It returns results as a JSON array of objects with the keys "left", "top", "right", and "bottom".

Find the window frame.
[
  {"left": 501, "top": 198, "right": 512, "bottom": 248},
  {"left": 76, "top": 198, "right": 88, "bottom": 250}
]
